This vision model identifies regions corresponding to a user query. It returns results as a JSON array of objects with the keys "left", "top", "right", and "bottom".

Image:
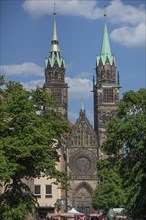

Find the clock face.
[{"left": 69, "top": 150, "right": 96, "bottom": 175}]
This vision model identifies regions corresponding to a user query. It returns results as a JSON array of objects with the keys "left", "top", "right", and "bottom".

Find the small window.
[
  {"left": 103, "top": 88, "right": 113, "bottom": 103},
  {"left": 34, "top": 185, "right": 41, "bottom": 198},
  {"left": 45, "top": 185, "right": 52, "bottom": 198}
]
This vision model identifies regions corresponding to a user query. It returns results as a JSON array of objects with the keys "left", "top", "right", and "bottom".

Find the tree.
[
  {"left": 92, "top": 159, "right": 126, "bottom": 211},
  {"left": 0, "top": 74, "right": 5, "bottom": 87},
  {"left": 102, "top": 89, "right": 146, "bottom": 218},
  {"left": 0, "top": 74, "right": 5, "bottom": 98},
  {"left": 0, "top": 81, "right": 71, "bottom": 220}
]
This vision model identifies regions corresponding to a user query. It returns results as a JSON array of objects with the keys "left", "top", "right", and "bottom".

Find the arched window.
[{"left": 103, "top": 88, "right": 113, "bottom": 103}]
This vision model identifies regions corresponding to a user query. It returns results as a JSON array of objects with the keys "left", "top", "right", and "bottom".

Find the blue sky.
[{"left": 0, "top": 0, "right": 146, "bottom": 124}]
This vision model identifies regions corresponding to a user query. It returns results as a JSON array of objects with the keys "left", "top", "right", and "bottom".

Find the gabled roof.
[
  {"left": 74, "top": 108, "right": 94, "bottom": 133},
  {"left": 67, "top": 119, "right": 74, "bottom": 128}
]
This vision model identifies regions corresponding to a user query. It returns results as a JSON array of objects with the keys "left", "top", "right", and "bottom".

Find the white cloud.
[
  {"left": 110, "top": 22, "right": 146, "bottom": 48},
  {"left": 0, "top": 63, "right": 44, "bottom": 77},
  {"left": 22, "top": 0, "right": 145, "bottom": 25},
  {"left": 22, "top": 79, "right": 44, "bottom": 90},
  {"left": 107, "top": 0, "right": 145, "bottom": 25},
  {"left": 22, "top": 0, "right": 103, "bottom": 19},
  {"left": 22, "top": 0, "right": 146, "bottom": 49},
  {"left": 66, "top": 76, "right": 92, "bottom": 100},
  {"left": 1, "top": 62, "right": 92, "bottom": 101},
  {"left": 107, "top": 0, "right": 145, "bottom": 49}
]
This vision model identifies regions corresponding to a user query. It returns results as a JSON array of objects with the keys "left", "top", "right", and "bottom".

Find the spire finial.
[
  {"left": 100, "top": 5, "right": 112, "bottom": 63},
  {"left": 50, "top": 2, "right": 60, "bottom": 52},
  {"left": 53, "top": 2, "right": 56, "bottom": 16},
  {"left": 81, "top": 98, "right": 84, "bottom": 112},
  {"left": 104, "top": 5, "right": 107, "bottom": 17}
]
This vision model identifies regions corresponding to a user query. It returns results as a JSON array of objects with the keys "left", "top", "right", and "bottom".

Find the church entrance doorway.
[{"left": 72, "top": 182, "right": 93, "bottom": 215}]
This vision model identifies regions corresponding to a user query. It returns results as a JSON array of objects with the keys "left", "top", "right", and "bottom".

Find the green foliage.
[
  {"left": 101, "top": 89, "right": 146, "bottom": 218},
  {"left": 0, "top": 81, "right": 71, "bottom": 220},
  {"left": 0, "top": 73, "right": 5, "bottom": 87},
  {"left": 92, "top": 159, "right": 126, "bottom": 210},
  {"left": 0, "top": 182, "right": 36, "bottom": 220}
]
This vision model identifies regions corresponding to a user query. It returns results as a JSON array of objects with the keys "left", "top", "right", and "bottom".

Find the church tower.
[
  {"left": 44, "top": 11, "right": 68, "bottom": 119},
  {"left": 93, "top": 14, "right": 120, "bottom": 159}
]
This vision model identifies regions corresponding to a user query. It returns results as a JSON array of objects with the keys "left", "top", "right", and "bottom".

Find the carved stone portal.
[{"left": 72, "top": 182, "right": 94, "bottom": 214}]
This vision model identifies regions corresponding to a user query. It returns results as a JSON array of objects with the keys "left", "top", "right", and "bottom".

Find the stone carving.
[
  {"left": 76, "top": 157, "right": 90, "bottom": 173},
  {"left": 69, "top": 150, "right": 96, "bottom": 176}
]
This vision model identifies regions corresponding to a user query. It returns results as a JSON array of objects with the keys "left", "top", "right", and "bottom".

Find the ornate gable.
[{"left": 68, "top": 109, "right": 97, "bottom": 149}]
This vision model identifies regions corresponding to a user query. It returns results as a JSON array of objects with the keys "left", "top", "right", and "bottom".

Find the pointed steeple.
[
  {"left": 44, "top": 4, "right": 68, "bottom": 120},
  {"left": 45, "top": 6, "right": 65, "bottom": 68},
  {"left": 50, "top": 8, "right": 60, "bottom": 53},
  {"left": 101, "top": 14, "right": 112, "bottom": 59},
  {"left": 78, "top": 98, "right": 85, "bottom": 118},
  {"left": 96, "top": 14, "right": 115, "bottom": 66}
]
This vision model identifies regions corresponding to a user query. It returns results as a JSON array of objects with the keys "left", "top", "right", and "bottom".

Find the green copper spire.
[
  {"left": 101, "top": 14, "right": 112, "bottom": 59},
  {"left": 96, "top": 14, "right": 115, "bottom": 66}
]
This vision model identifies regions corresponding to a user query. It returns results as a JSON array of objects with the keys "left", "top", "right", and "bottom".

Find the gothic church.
[{"left": 43, "top": 11, "right": 120, "bottom": 214}]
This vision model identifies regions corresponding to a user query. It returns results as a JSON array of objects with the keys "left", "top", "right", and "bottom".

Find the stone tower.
[
  {"left": 43, "top": 11, "right": 68, "bottom": 119},
  {"left": 66, "top": 104, "right": 98, "bottom": 214},
  {"left": 93, "top": 14, "right": 120, "bottom": 159}
]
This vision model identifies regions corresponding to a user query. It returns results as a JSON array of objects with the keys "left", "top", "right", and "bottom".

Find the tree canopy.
[
  {"left": 92, "top": 159, "right": 126, "bottom": 211},
  {"left": 0, "top": 81, "right": 71, "bottom": 220},
  {"left": 100, "top": 89, "right": 146, "bottom": 218},
  {"left": 0, "top": 74, "right": 5, "bottom": 87}
]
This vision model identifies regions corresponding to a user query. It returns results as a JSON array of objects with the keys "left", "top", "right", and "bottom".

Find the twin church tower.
[{"left": 43, "top": 11, "right": 120, "bottom": 213}]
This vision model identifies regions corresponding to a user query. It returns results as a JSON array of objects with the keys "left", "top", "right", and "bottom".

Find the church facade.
[
  {"left": 42, "top": 12, "right": 120, "bottom": 215},
  {"left": 65, "top": 108, "right": 98, "bottom": 214}
]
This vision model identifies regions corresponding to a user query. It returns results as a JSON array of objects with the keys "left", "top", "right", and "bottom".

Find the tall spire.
[
  {"left": 101, "top": 14, "right": 112, "bottom": 58},
  {"left": 96, "top": 13, "right": 115, "bottom": 66},
  {"left": 50, "top": 3, "right": 60, "bottom": 52},
  {"left": 46, "top": 4, "right": 65, "bottom": 68}
]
